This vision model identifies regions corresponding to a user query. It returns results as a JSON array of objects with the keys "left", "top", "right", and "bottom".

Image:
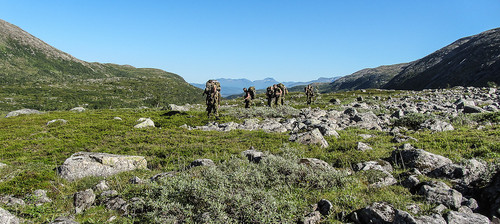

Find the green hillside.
[{"left": 0, "top": 19, "right": 203, "bottom": 112}]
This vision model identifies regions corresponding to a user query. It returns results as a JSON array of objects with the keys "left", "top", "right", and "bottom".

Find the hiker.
[
  {"left": 305, "top": 84, "right": 315, "bottom": 105},
  {"left": 243, "top": 88, "right": 252, "bottom": 108},
  {"left": 203, "top": 80, "right": 221, "bottom": 119},
  {"left": 265, "top": 86, "right": 275, "bottom": 107},
  {"left": 277, "top": 83, "right": 288, "bottom": 105},
  {"left": 274, "top": 84, "right": 283, "bottom": 106}
]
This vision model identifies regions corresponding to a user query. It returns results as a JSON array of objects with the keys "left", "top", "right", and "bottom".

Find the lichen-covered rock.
[
  {"left": 350, "top": 202, "right": 395, "bottom": 224},
  {"left": 134, "top": 118, "right": 155, "bottom": 128},
  {"left": 417, "top": 181, "right": 463, "bottom": 209},
  {"left": 5, "top": 109, "right": 42, "bottom": 118},
  {"left": 289, "top": 128, "right": 329, "bottom": 148},
  {"left": 445, "top": 211, "right": 491, "bottom": 224},
  {"left": 74, "top": 189, "right": 95, "bottom": 214},
  {"left": 390, "top": 148, "right": 452, "bottom": 174},
  {"left": 56, "top": 152, "right": 147, "bottom": 181},
  {"left": 187, "top": 159, "right": 215, "bottom": 169},
  {"left": 242, "top": 148, "right": 265, "bottom": 163},
  {"left": 419, "top": 119, "right": 454, "bottom": 132},
  {"left": 0, "top": 207, "right": 20, "bottom": 224}
]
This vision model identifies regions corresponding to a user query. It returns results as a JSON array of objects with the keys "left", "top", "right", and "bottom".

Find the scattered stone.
[
  {"left": 105, "top": 197, "right": 128, "bottom": 214},
  {"left": 289, "top": 129, "right": 329, "bottom": 148},
  {"left": 69, "top": 107, "right": 86, "bottom": 112},
  {"left": 5, "top": 109, "right": 42, "bottom": 118},
  {"left": 350, "top": 202, "right": 395, "bottom": 224},
  {"left": 463, "top": 198, "right": 479, "bottom": 211},
  {"left": 46, "top": 119, "right": 67, "bottom": 126},
  {"left": 299, "top": 158, "right": 332, "bottom": 170},
  {"left": 359, "top": 134, "right": 374, "bottom": 139},
  {"left": 100, "top": 190, "right": 119, "bottom": 199},
  {"left": 242, "top": 147, "right": 265, "bottom": 163},
  {"left": 150, "top": 171, "right": 176, "bottom": 182},
  {"left": 419, "top": 119, "right": 454, "bottom": 132},
  {"left": 445, "top": 211, "right": 491, "bottom": 224},
  {"left": 356, "top": 142, "right": 373, "bottom": 151},
  {"left": 74, "top": 189, "right": 95, "bottom": 214},
  {"left": 0, "top": 207, "right": 20, "bottom": 224},
  {"left": 390, "top": 148, "right": 452, "bottom": 174},
  {"left": 414, "top": 213, "right": 447, "bottom": 224},
  {"left": 49, "top": 216, "right": 79, "bottom": 224},
  {"left": 56, "top": 152, "right": 147, "bottom": 181},
  {"left": 353, "top": 160, "right": 393, "bottom": 173},
  {"left": 0, "top": 195, "right": 25, "bottom": 207},
  {"left": 168, "top": 104, "right": 190, "bottom": 111},
  {"left": 113, "top": 117, "right": 122, "bottom": 121},
  {"left": 129, "top": 176, "right": 143, "bottom": 184},
  {"left": 94, "top": 180, "right": 109, "bottom": 191},
  {"left": 317, "top": 199, "right": 332, "bottom": 216},
  {"left": 187, "top": 159, "right": 215, "bottom": 169},
  {"left": 301, "top": 211, "right": 321, "bottom": 224},
  {"left": 26, "top": 189, "right": 52, "bottom": 206},
  {"left": 417, "top": 181, "right": 463, "bottom": 209},
  {"left": 134, "top": 118, "right": 155, "bottom": 128}
]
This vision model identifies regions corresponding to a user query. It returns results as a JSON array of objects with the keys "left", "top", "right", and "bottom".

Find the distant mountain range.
[
  {"left": 191, "top": 77, "right": 340, "bottom": 97},
  {"left": 325, "top": 27, "right": 500, "bottom": 92},
  {"left": 0, "top": 19, "right": 203, "bottom": 111}
]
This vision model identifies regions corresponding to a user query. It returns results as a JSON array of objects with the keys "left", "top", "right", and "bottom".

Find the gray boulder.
[
  {"left": 417, "top": 181, "right": 463, "bottom": 209},
  {"left": 301, "top": 211, "right": 321, "bottom": 224},
  {"left": 0, "top": 207, "right": 20, "bottom": 224},
  {"left": 56, "top": 152, "right": 147, "bottom": 181},
  {"left": 5, "top": 109, "right": 42, "bottom": 118},
  {"left": 357, "top": 142, "right": 373, "bottom": 151},
  {"left": 187, "top": 159, "right": 215, "bottom": 169},
  {"left": 49, "top": 216, "right": 79, "bottom": 224},
  {"left": 47, "top": 119, "right": 67, "bottom": 126},
  {"left": 414, "top": 213, "right": 447, "bottom": 224},
  {"left": 351, "top": 201, "right": 395, "bottom": 224},
  {"left": 242, "top": 148, "right": 265, "bottom": 163},
  {"left": 74, "top": 189, "right": 95, "bottom": 214},
  {"left": 419, "top": 119, "right": 454, "bottom": 132},
  {"left": 0, "top": 195, "right": 25, "bottom": 207},
  {"left": 445, "top": 211, "right": 491, "bottom": 224},
  {"left": 105, "top": 197, "right": 128, "bottom": 214},
  {"left": 69, "top": 107, "right": 86, "bottom": 112},
  {"left": 289, "top": 129, "right": 329, "bottom": 148},
  {"left": 299, "top": 158, "right": 332, "bottom": 170},
  {"left": 26, "top": 189, "right": 52, "bottom": 206},
  {"left": 134, "top": 118, "right": 155, "bottom": 128},
  {"left": 390, "top": 148, "right": 452, "bottom": 174}
]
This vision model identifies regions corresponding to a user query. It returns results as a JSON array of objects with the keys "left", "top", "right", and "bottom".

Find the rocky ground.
[{"left": 1, "top": 86, "right": 499, "bottom": 223}]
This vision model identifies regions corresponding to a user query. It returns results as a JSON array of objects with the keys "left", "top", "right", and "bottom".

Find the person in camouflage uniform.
[
  {"left": 203, "top": 80, "right": 221, "bottom": 119},
  {"left": 243, "top": 88, "right": 252, "bottom": 108},
  {"left": 265, "top": 85, "right": 275, "bottom": 107},
  {"left": 274, "top": 84, "right": 283, "bottom": 106},
  {"left": 305, "top": 84, "right": 315, "bottom": 105},
  {"left": 277, "top": 83, "right": 288, "bottom": 105}
]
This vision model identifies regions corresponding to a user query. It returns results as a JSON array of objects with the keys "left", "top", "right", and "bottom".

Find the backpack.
[
  {"left": 266, "top": 86, "right": 274, "bottom": 97},
  {"left": 277, "top": 83, "right": 288, "bottom": 95},
  {"left": 248, "top": 86, "right": 256, "bottom": 100},
  {"left": 204, "top": 80, "right": 221, "bottom": 104}
]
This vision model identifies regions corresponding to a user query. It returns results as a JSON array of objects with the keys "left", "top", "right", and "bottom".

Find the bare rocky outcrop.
[{"left": 56, "top": 152, "right": 147, "bottom": 181}]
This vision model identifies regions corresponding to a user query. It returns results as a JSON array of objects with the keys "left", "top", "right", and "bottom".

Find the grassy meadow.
[{"left": 0, "top": 90, "right": 499, "bottom": 223}]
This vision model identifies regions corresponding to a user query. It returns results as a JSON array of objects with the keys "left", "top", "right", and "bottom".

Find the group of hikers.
[{"left": 203, "top": 80, "right": 316, "bottom": 118}]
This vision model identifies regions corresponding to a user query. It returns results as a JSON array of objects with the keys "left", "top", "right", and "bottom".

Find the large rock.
[
  {"left": 414, "top": 213, "right": 447, "bottom": 224},
  {"left": 5, "top": 109, "right": 42, "bottom": 118},
  {"left": 419, "top": 119, "right": 454, "bottom": 132},
  {"left": 350, "top": 201, "right": 395, "bottom": 224},
  {"left": 417, "top": 181, "right": 463, "bottom": 209},
  {"left": 0, "top": 207, "right": 20, "bottom": 224},
  {"left": 57, "top": 152, "right": 147, "bottom": 181},
  {"left": 134, "top": 118, "right": 155, "bottom": 128},
  {"left": 445, "top": 211, "right": 491, "bottom": 224},
  {"left": 289, "top": 129, "right": 329, "bottom": 148},
  {"left": 390, "top": 148, "right": 452, "bottom": 174},
  {"left": 49, "top": 216, "right": 79, "bottom": 224}
]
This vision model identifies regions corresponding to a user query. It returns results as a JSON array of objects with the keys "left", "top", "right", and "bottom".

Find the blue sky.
[{"left": 1, "top": 1, "right": 500, "bottom": 83}]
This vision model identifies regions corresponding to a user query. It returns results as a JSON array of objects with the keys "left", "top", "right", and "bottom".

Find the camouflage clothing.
[
  {"left": 203, "top": 80, "right": 221, "bottom": 118},
  {"left": 266, "top": 86, "right": 275, "bottom": 107},
  {"left": 243, "top": 88, "right": 252, "bottom": 108},
  {"left": 305, "top": 84, "right": 314, "bottom": 105},
  {"left": 274, "top": 84, "right": 283, "bottom": 106}
]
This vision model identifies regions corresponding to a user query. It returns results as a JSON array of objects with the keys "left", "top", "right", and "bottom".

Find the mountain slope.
[
  {"left": 0, "top": 19, "right": 203, "bottom": 111},
  {"left": 384, "top": 28, "right": 500, "bottom": 90},
  {"left": 325, "top": 63, "right": 408, "bottom": 92}
]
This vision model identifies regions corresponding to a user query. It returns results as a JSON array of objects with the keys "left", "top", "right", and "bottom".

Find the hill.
[
  {"left": 384, "top": 27, "right": 500, "bottom": 90},
  {"left": 0, "top": 19, "right": 203, "bottom": 112},
  {"left": 324, "top": 63, "right": 408, "bottom": 92}
]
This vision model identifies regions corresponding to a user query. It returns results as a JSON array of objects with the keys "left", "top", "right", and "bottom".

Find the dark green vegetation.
[
  {"left": 0, "top": 19, "right": 203, "bottom": 113},
  {"left": 1, "top": 90, "right": 499, "bottom": 223}
]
